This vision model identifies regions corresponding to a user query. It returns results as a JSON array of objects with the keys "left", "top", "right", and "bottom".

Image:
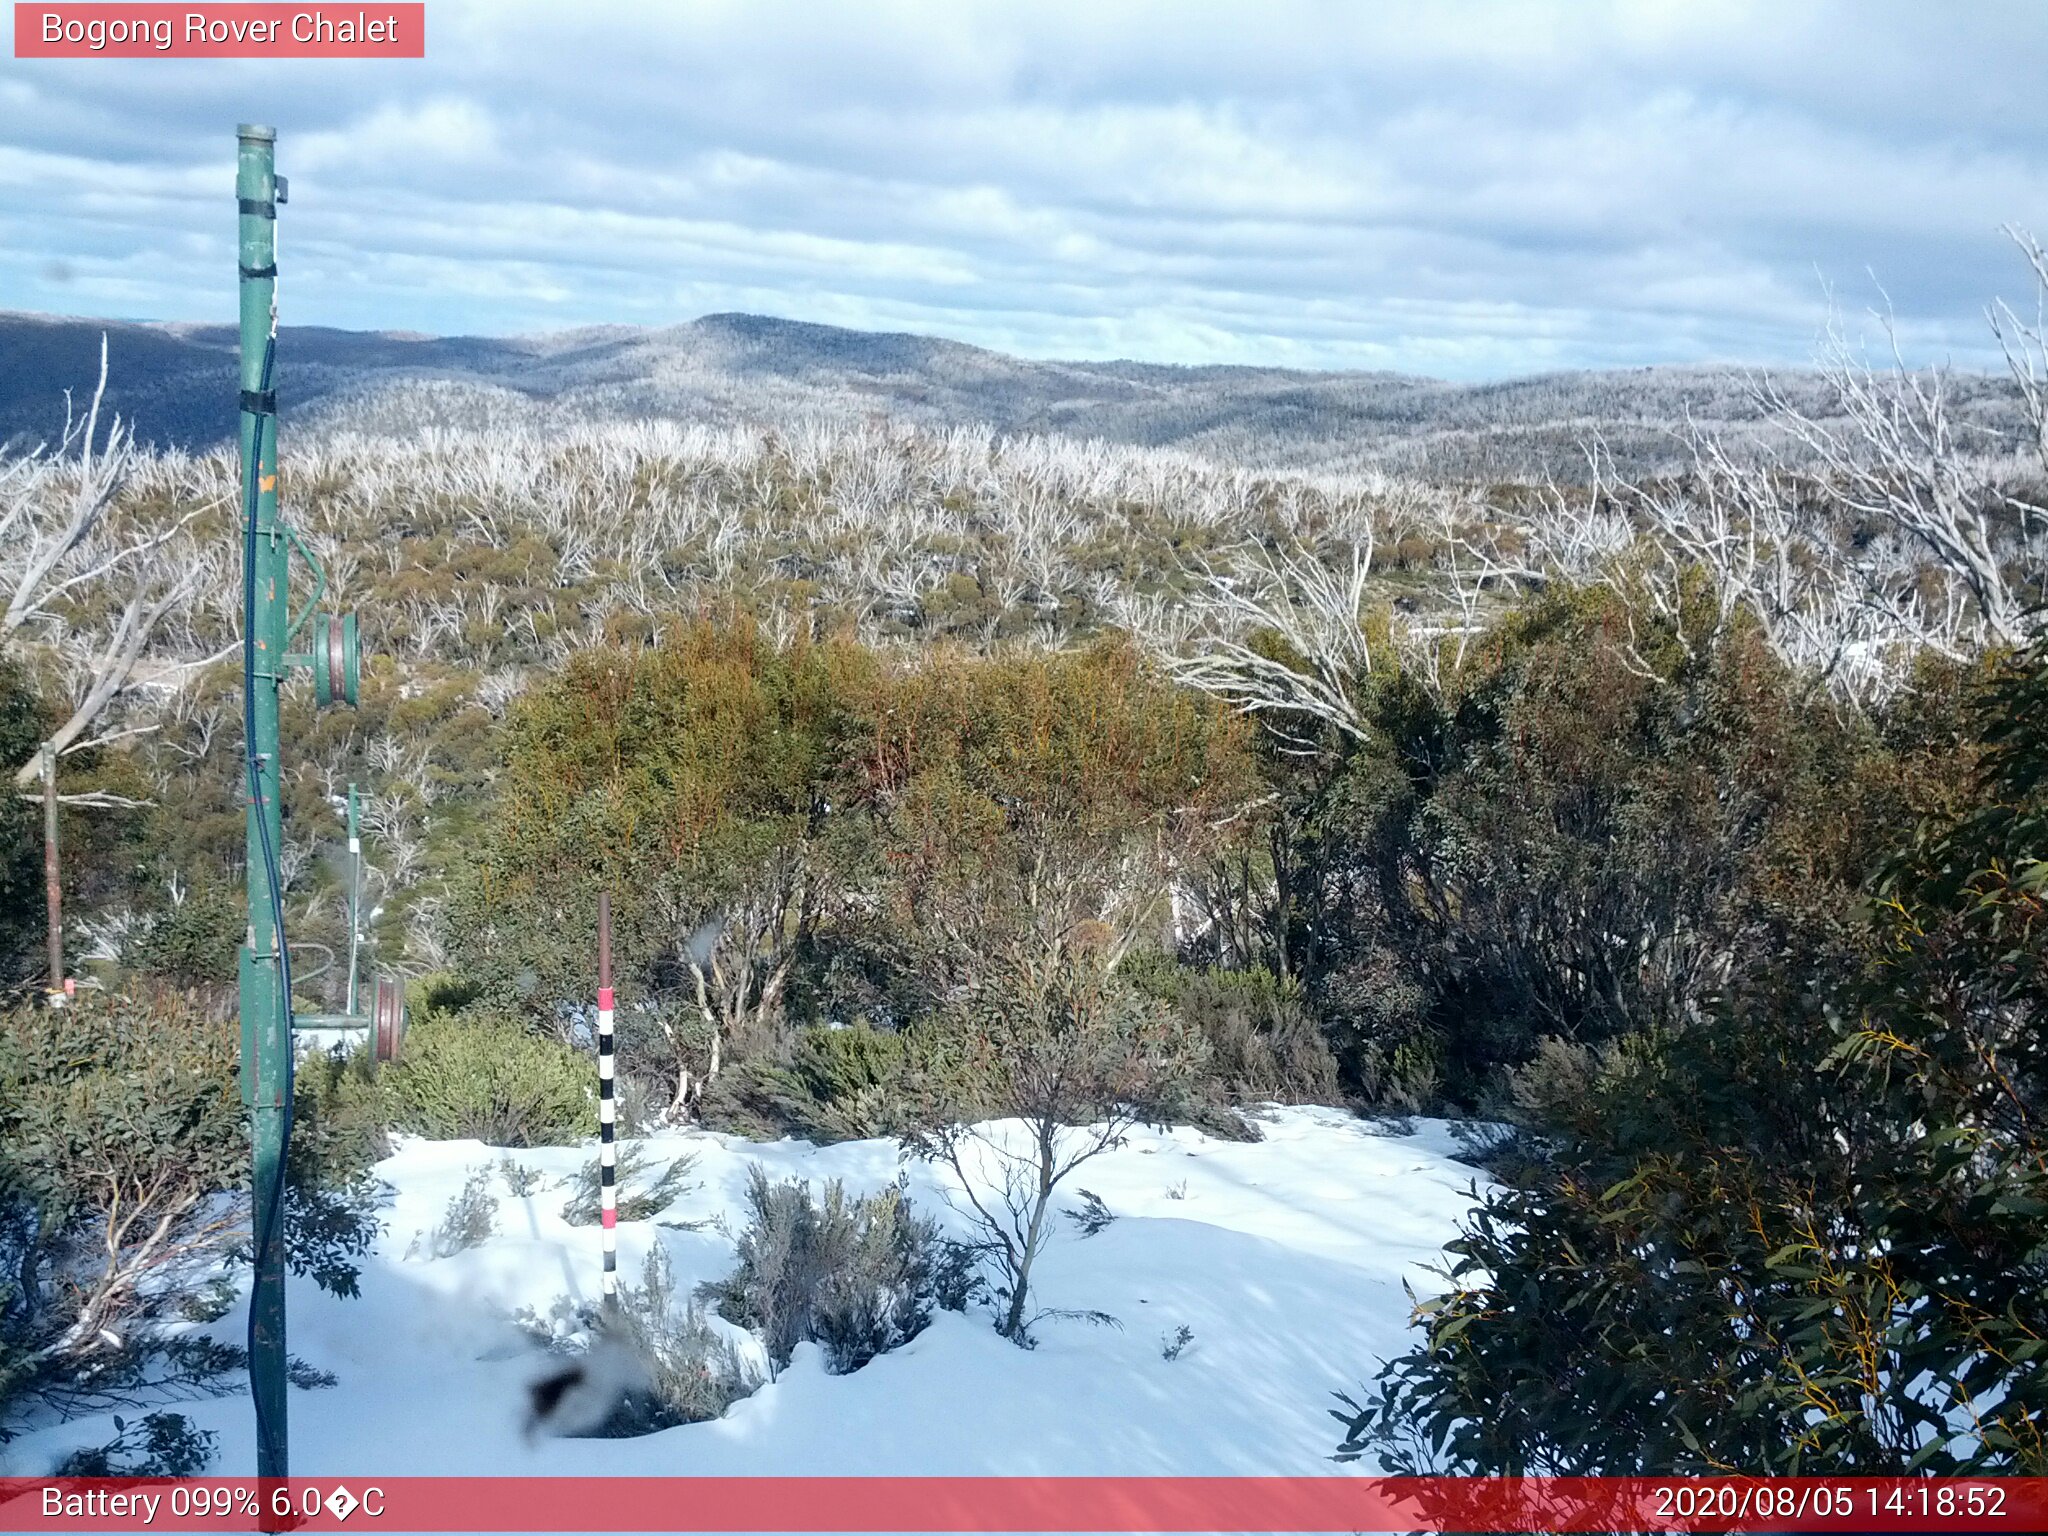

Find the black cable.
[{"left": 241, "top": 327, "right": 295, "bottom": 1470}]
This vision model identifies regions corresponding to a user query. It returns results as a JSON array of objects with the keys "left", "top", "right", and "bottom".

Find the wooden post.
[{"left": 41, "top": 742, "right": 60, "bottom": 995}]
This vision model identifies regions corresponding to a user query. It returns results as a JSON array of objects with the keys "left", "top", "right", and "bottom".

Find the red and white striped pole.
[{"left": 596, "top": 891, "right": 617, "bottom": 1314}]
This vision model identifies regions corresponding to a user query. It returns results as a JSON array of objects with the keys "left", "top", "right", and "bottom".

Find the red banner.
[
  {"left": 12, "top": 4, "right": 425, "bottom": 58},
  {"left": 0, "top": 1476, "right": 2042, "bottom": 1532}
]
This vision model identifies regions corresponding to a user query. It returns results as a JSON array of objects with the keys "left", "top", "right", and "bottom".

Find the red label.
[
  {"left": 0, "top": 1477, "right": 2041, "bottom": 1532},
  {"left": 13, "top": 4, "right": 425, "bottom": 57}
]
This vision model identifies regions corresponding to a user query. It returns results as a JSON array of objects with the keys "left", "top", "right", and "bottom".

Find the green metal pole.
[
  {"left": 346, "top": 782, "right": 361, "bottom": 1017},
  {"left": 236, "top": 121, "right": 290, "bottom": 1484}
]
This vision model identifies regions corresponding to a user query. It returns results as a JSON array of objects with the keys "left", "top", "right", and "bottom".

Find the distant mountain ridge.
[{"left": 0, "top": 308, "right": 2022, "bottom": 480}]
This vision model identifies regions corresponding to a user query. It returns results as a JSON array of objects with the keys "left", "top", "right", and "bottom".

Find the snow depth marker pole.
[{"left": 597, "top": 892, "right": 618, "bottom": 1313}]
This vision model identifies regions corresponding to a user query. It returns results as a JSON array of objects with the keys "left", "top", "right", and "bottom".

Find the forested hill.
[{"left": 5, "top": 307, "right": 2017, "bottom": 481}]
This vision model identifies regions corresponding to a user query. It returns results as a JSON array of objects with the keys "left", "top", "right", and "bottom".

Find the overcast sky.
[{"left": 3, "top": 1, "right": 2045, "bottom": 378}]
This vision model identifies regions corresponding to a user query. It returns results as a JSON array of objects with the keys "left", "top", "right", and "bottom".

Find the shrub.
[
  {"left": 1336, "top": 646, "right": 2048, "bottom": 1475},
  {"left": 858, "top": 637, "right": 1262, "bottom": 1017},
  {"left": 55, "top": 1412, "right": 216, "bottom": 1477},
  {"left": 128, "top": 878, "right": 243, "bottom": 986},
  {"left": 617, "top": 1247, "right": 759, "bottom": 1431},
  {"left": 382, "top": 1009, "right": 594, "bottom": 1147},
  {"left": 902, "top": 962, "right": 1204, "bottom": 1342},
  {"left": 559, "top": 1146, "right": 696, "bottom": 1226},
  {"left": 0, "top": 986, "right": 372, "bottom": 1429},
  {"left": 443, "top": 618, "right": 876, "bottom": 1117},
  {"left": 411, "top": 1168, "right": 497, "bottom": 1259},
  {"left": 1505, "top": 1035, "right": 1611, "bottom": 1128},
  {"left": 700, "top": 1167, "right": 968, "bottom": 1376},
  {"left": 0, "top": 653, "right": 47, "bottom": 986},
  {"left": 702, "top": 1025, "right": 916, "bottom": 1142},
  {"left": 1064, "top": 1190, "right": 1115, "bottom": 1236},
  {"left": 292, "top": 1044, "right": 391, "bottom": 1188},
  {"left": 497, "top": 1157, "right": 544, "bottom": 1197},
  {"left": 1169, "top": 967, "right": 1339, "bottom": 1105},
  {"left": 790, "top": 1023, "right": 907, "bottom": 1109},
  {"left": 1280, "top": 586, "right": 1946, "bottom": 1108}
]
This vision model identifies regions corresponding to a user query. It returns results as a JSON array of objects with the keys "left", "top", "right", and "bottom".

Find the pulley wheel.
[{"left": 372, "top": 975, "right": 408, "bottom": 1062}]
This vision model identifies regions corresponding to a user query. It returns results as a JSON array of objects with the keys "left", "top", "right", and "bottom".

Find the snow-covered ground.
[{"left": 7, "top": 1106, "right": 1486, "bottom": 1479}]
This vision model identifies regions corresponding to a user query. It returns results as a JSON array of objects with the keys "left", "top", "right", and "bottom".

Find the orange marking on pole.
[{"left": 260, "top": 475, "right": 276, "bottom": 492}]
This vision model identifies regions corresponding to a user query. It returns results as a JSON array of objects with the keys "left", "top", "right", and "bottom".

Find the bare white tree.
[
  {"left": 1501, "top": 238, "right": 2048, "bottom": 705},
  {"left": 2, "top": 343, "right": 222, "bottom": 982},
  {"left": 1161, "top": 537, "right": 1378, "bottom": 749}
]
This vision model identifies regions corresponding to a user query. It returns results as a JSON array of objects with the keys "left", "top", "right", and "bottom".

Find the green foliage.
[
  {"left": 0, "top": 652, "right": 44, "bottom": 985},
  {"left": 128, "top": 878, "right": 243, "bottom": 986},
  {"left": 444, "top": 616, "right": 870, "bottom": 1032},
  {"left": 607, "top": 1245, "right": 759, "bottom": 1433},
  {"left": 1337, "top": 645, "right": 2048, "bottom": 1475},
  {"left": 857, "top": 637, "right": 1260, "bottom": 1009},
  {"left": 559, "top": 1145, "right": 696, "bottom": 1226},
  {"left": 700, "top": 1166, "right": 969, "bottom": 1375},
  {"left": 1284, "top": 585, "right": 1947, "bottom": 1107},
  {"left": 1160, "top": 966, "right": 1338, "bottom": 1106},
  {"left": 56, "top": 1412, "right": 216, "bottom": 1477},
  {"left": 381, "top": 1008, "right": 595, "bottom": 1147},
  {"left": 291, "top": 1044, "right": 392, "bottom": 1189},
  {"left": 790, "top": 1021, "right": 907, "bottom": 1104},
  {"left": 0, "top": 987, "right": 373, "bottom": 1428},
  {"left": 704, "top": 1024, "right": 915, "bottom": 1142},
  {"left": 446, "top": 623, "right": 1267, "bottom": 1128},
  {"left": 412, "top": 1168, "right": 498, "bottom": 1259},
  {"left": 0, "top": 989, "right": 243, "bottom": 1235}
]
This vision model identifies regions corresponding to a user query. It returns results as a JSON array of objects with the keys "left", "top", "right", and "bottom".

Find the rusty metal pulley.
[
  {"left": 371, "top": 975, "right": 408, "bottom": 1062},
  {"left": 310, "top": 611, "right": 360, "bottom": 709}
]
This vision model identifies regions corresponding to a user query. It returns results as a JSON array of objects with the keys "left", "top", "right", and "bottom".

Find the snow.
[{"left": 4, "top": 1107, "right": 1487, "bottom": 1481}]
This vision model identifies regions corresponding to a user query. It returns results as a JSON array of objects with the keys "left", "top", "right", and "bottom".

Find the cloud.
[{"left": 2, "top": 0, "right": 2042, "bottom": 377}]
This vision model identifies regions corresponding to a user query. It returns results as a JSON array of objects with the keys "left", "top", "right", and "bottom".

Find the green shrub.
[
  {"left": 791, "top": 1023, "right": 906, "bottom": 1104},
  {"left": 56, "top": 1412, "right": 216, "bottom": 1476},
  {"left": 293, "top": 1044, "right": 391, "bottom": 1187},
  {"left": 442, "top": 619, "right": 872, "bottom": 1053},
  {"left": 1169, "top": 967, "right": 1339, "bottom": 1105},
  {"left": 128, "top": 878, "right": 243, "bottom": 986},
  {"left": 1279, "top": 586, "right": 1950, "bottom": 1108},
  {"left": 559, "top": 1145, "right": 696, "bottom": 1226},
  {"left": 0, "top": 986, "right": 372, "bottom": 1429},
  {"left": 411, "top": 1168, "right": 498, "bottom": 1259},
  {"left": 608, "top": 1246, "right": 758, "bottom": 1433},
  {"left": 0, "top": 653, "right": 45, "bottom": 986},
  {"left": 1337, "top": 646, "right": 2048, "bottom": 1475},
  {"left": 702, "top": 1025, "right": 916, "bottom": 1142},
  {"left": 700, "top": 1167, "right": 969, "bottom": 1375},
  {"left": 382, "top": 1009, "right": 594, "bottom": 1146}
]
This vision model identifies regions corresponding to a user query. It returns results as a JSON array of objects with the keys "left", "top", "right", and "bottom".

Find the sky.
[{"left": 2, "top": 0, "right": 2045, "bottom": 379}]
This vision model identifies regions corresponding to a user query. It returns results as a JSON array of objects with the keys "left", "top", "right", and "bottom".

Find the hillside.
[{"left": 8, "top": 308, "right": 2018, "bottom": 481}]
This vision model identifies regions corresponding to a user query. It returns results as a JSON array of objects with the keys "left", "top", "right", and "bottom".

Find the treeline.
[
  {"left": 436, "top": 623, "right": 1281, "bottom": 1135},
  {"left": 401, "top": 588, "right": 1986, "bottom": 1139},
  {"left": 1340, "top": 633, "right": 2047, "bottom": 1474},
  {"left": 5, "top": 571, "right": 2043, "bottom": 1467},
  {"left": 410, "top": 596, "right": 2043, "bottom": 1472}
]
